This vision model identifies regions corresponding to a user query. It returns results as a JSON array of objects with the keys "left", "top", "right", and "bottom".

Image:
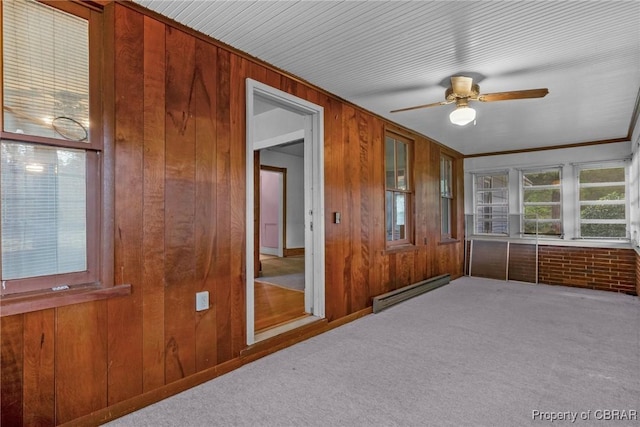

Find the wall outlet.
[{"left": 195, "top": 291, "right": 209, "bottom": 311}]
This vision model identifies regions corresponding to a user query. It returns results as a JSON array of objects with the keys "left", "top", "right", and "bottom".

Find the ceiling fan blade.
[
  {"left": 390, "top": 100, "right": 453, "bottom": 113},
  {"left": 451, "top": 76, "right": 473, "bottom": 97},
  {"left": 477, "top": 88, "right": 549, "bottom": 102}
]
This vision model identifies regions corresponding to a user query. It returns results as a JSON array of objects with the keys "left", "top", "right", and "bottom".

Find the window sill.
[
  {"left": 383, "top": 244, "right": 421, "bottom": 255},
  {"left": 438, "top": 238, "right": 460, "bottom": 245},
  {"left": 467, "top": 235, "right": 633, "bottom": 250},
  {"left": 0, "top": 283, "right": 131, "bottom": 317}
]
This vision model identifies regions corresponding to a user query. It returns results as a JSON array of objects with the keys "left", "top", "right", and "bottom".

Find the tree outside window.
[
  {"left": 521, "top": 168, "right": 562, "bottom": 236},
  {"left": 578, "top": 165, "right": 627, "bottom": 239}
]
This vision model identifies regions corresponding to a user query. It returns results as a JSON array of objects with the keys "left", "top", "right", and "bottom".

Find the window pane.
[
  {"left": 581, "top": 224, "right": 626, "bottom": 238},
  {"left": 385, "top": 191, "right": 393, "bottom": 240},
  {"left": 578, "top": 165, "right": 627, "bottom": 239},
  {"left": 3, "top": 0, "right": 90, "bottom": 142},
  {"left": 396, "top": 141, "right": 407, "bottom": 190},
  {"left": 441, "top": 197, "right": 451, "bottom": 235},
  {"left": 580, "top": 204, "right": 625, "bottom": 220},
  {"left": 385, "top": 133, "right": 413, "bottom": 245},
  {"left": 476, "top": 206, "right": 509, "bottom": 234},
  {"left": 521, "top": 169, "right": 561, "bottom": 235},
  {"left": 579, "top": 167, "right": 624, "bottom": 184},
  {"left": 474, "top": 173, "right": 508, "bottom": 235},
  {"left": 386, "top": 190, "right": 408, "bottom": 241},
  {"left": 579, "top": 185, "right": 625, "bottom": 201},
  {"left": 523, "top": 188, "right": 561, "bottom": 203},
  {"left": 395, "top": 193, "right": 406, "bottom": 240},
  {"left": 524, "top": 204, "right": 561, "bottom": 220},
  {"left": 524, "top": 220, "right": 561, "bottom": 236},
  {"left": 477, "top": 189, "right": 508, "bottom": 204},
  {"left": 1, "top": 141, "right": 87, "bottom": 280},
  {"left": 475, "top": 174, "right": 508, "bottom": 189},
  {"left": 476, "top": 206, "right": 509, "bottom": 219},
  {"left": 440, "top": 157, "right": 452, "bottom": 197},
  {"left": 385, "top": 137, "right": 395, "bottom": 189},
  {"left": 523, "top": 170, "right": 560, "bottom": 186}
]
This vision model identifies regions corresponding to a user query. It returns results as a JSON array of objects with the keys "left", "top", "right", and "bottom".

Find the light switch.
[{"left": 334, "top": 212, "right": 341, "bottom": 224}]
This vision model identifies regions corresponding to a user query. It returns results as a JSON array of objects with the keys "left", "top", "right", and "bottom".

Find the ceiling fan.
[{"left": 391, "top": 76, "right": 549, "bottom": 126}]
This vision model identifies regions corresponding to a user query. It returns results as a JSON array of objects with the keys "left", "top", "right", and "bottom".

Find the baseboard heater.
[{"left": 372, "top": 274, "right": 450, "bottom": 313}]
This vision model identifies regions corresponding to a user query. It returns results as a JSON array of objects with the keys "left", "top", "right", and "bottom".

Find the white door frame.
[{"left": 246, "top": 78, "right": 325, "bottom": 345}]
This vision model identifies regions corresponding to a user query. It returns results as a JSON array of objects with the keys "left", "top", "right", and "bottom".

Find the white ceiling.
[{"left": 134, "top": 0, "right": 640, "bottom": 156}]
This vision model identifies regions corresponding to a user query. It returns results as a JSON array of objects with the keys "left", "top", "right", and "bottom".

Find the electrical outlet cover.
[{"left": 195, "top": 291, "right": 209, "bottom": 311}]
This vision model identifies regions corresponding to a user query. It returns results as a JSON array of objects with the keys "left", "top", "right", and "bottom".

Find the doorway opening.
[
  {"left": 246, "top": 79, "right": 325, "bottom": 345},
  {"left": 259, "top": 166, "right": 285, "bottom": 257}
]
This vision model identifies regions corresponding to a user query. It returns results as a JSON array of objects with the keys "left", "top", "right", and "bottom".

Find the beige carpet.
[{"left": 105, "top": 277, "right": 640, "bottom": 426}]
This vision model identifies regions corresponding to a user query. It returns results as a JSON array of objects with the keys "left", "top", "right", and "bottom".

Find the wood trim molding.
[
  {"left": 0, "top": 284, "right": 131, "bottom": 317},
  {"left": 464, "top": 137, "right": 629, "bottom": 158},
  {"left": 58, "top": 306, "right": 373, "bottom": 426},
  {"left": 284, "top": 247, "right": 304, "bottom": 257},
  {"left": 58, "top": 357, "right": 243, "bottom": 427},
  {"left": 627, "top": 86, "right": 640, "bottom": 140}
]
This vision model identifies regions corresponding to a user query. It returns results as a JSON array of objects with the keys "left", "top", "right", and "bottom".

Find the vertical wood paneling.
[
  {"left": 23, "top": 310, "right": 55, "bottom": 426},
  {"left": 1, "top": 315, "right": 23, "bottom": 426},
  {"left": 352, "top": 110, "right": 372, "bottom": 311},
  {"left": 343, "top": 104, "right": 358, "bottom": 314},
  {"left": 142, "top": 15, "right": 166, "bottom": 391},
  {"left": 398, "top": 251, "right": 415, "bottom": 287},
  {"left": 164, "top": 26, "right": 197, "bottom": 383},
  {"left": 368, "top": 117, "right": 385, "bottom": 299},
  {"left": 0, "top": 7, "right": 469, "bottom": 426},
  {"left": 110, "top": 3, "right": 144, "bottom": 404},
  {"left": 264, "top": 68, "right": 282, "bottom": 90},
  {"left": 56, "top": 301, "right": 108, "bottom": 424},
  {"left": 281, "top": 76, "right": 299, "bottom": 98},
  {"left": 215, "top": 48, "right": 233, "bottom": 363},
  {"left": 229, "top": 55, "right": 247, "bottom": 356},
  {"left": 413, "top": 135, "right": 432, "bottom": 280},
  {"left": 324, "top": 96, "right": 348, "bottom": 321},
  {"left": 194, "top": 38, "right": 218, "bottom": 371}
]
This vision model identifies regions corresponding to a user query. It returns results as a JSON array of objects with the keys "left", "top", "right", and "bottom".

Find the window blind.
[
  {"left": 1, "top": 141, "right": 87, "bottom": 280},
  {"left": 3, "top": 0, "right": 89, "bottom": 141}
]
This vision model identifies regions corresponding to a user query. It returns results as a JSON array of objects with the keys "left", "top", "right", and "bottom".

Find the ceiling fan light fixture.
[{"left": 449, "top": 105, "right": 476, "bottom": 126}]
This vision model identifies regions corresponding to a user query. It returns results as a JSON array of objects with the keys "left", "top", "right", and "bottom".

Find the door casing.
[{"left": 245, "top": 78, "right": 325, "bottom": 345}]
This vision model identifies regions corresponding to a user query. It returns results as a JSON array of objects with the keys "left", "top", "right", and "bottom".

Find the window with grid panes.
[
  {"left": 440, "top": 155, "right": 454, "bottom": 239},
  {"left": 577, "top": 163, "right": 628, "bottom": 239},
  {"left": 474, "top": 172, "right": 509, "bottom": 235},
  {"left": 385, "top": 132, "right": 413, "bottom": 246},
  {"left": 1, "top": 0, "right": 102, "bottom": 295},
  {"left": 521, "top": 168, "right": 562, "bottom": 236}
]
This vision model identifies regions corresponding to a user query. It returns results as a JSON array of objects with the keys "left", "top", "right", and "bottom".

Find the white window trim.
[
  {"left": 574, "top": 160, "right": 630, "bottom": 240},
  {"left": 472, "top": 171, "right": 509, "bottom": 236},
  {"left": 520, "top": 167, "right": 563, "bottom": 238}
]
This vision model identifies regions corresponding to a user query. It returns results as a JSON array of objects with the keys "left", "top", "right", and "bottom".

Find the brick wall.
[
  {"left": 508, "top": 243, "right": 537, "bottom": 283},
  {"left": 538, "top": 246, "right": 637, "bottom": 295}
]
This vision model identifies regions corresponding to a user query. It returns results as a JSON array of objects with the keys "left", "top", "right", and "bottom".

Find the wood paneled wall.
[{"left": 0, "top": 3, "right": 464, "bottom": 425}]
